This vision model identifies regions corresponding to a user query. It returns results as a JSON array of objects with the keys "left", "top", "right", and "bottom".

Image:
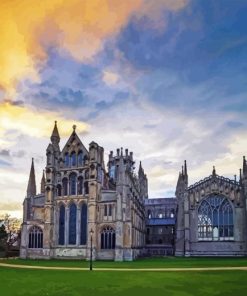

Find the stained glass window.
[
  {"left": 62, "top": 178, "right": 68, "bottom": 196},
  {"left": 69, "top": 173, "right": 77, "bottom": 195},
  {"left": 64, "top": 153, "right": 69, "bottom": 167},
  {"left": 70, "top": 151, "right": 76, "bottom": 167},
  {"left": 78, "top": 151, "right": 83, "bottom": 166},
  {"left": 198, "top": 195, "right": 234, "bottom": 241},
  {"left": 80, "top": 204, "right": 87, "bottom": 245},
  {"left": 28, "top": 226, "right": 43, "bottom": 248},
  {"left": 69, "top": 203, "right": 77, "bottom": 245},
  {"left": 59, "top": 204, "right": 65, "bottom": 245},
  {"left": 78, "top": 176, "right": 83, "bottom": 195},
  {"left": 100, "top": 226, "right": 115, "bottom": 249}
]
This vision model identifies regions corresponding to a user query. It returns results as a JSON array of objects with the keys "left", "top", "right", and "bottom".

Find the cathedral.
[
  {"left": 20, "top": 122, "right": 148, "bottom": 261},
  {"left": 20, "top": 122, "right": 247, "bottom": 260}
]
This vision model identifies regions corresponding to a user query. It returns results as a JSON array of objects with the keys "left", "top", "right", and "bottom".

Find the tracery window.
[
  {"left": 78, "top": 151, "right": 83, "bottom": 166},
  {"left": 70, "top": 151, "right": 76, "bottom": 167},
  {"left": 28, "top": 226, "right": 43, "bottom": 248},
  {"left": 100, "top": 226, "right": 115, "bottom": 249},
  {"left": 80, "top": 204, "right": 87, "bottom": 245},
  {"left": 62, "top": 178, "right": 68, "bottom": 196},
  {"left": 69, "top": 203, "right": 77, "bottom": 245},
  {"left": 69, "top": 173, "right": 77, "bottom": 195},
  {"left": 78, "top": 176, "right": 83, "bottom": 195},
  {"left": 64, "top": 153, "right": 69, "bottom": 167},
  {"left": 58, "top": 204, "right": 65, "bottom": 245},
  {"left": 198, "top": 195, "right": 234, "bottom": 241}
]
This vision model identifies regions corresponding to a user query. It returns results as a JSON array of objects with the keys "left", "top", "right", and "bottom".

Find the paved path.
[{"left": 0, "top": 263, "right": 247, "bottom": 271}]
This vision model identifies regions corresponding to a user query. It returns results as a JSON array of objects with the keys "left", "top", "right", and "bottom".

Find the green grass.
[
  {"left": 1, "top": 257, "right": 247, "bottom": 268},
  {"left": 0, "top": 267, "right": 246, "bottom": 296}
]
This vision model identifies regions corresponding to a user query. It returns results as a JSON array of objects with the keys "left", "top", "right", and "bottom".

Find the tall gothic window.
[
  {"left": 69, "top": 203, "right": 77, "bottom": 245},
  {"left": 78, "top": 176, "right": 83, "bottom": 195},
  {"left": 70, "top": 151, "right": 76, "bottom": 167},
  {"left": 80, "top": 204, "right": 87, "bottom": 245},
  {"left": 78, "top": 151, "right": 83, "bottom": 166},
  {"left": 58, "top": 204, "right": 65, "bottom": 245},
  {"left": 84, "top": 181, "right": 89, "bottom": 195},
  {"left": 62, "top": 178, "right": 68, "bottom": 196},
  {"left": 57, "top": 185, "right": 62, "bottom": 197},
  {"left": 69, "top": 173, "right": 77, "bottom": 195},
  {"left": 64, "top": 153, "right": 69, "bottom": 167},
  {"left": 100, "top": 226, "right": 115, "bottom": 249},
  {"left": 198, "top": 195, "right": 234, "bottom": 241},
  {"left": 28, "top": 226, "right": 43, "bottom": 248}
]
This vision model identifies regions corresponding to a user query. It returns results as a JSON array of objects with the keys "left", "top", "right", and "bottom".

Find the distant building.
[
  {"left": 145, "top": 198, "right": 176, "bottom": 256},
  {"left": 20, "top": 122, "right": 148, "bottom": 261}
]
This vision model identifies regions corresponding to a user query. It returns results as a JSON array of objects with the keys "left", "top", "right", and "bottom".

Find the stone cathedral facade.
[
  {"left": 175, "top": 160, "right": 247, "bottom": 256},
  {"left": 20, "top": 122, "right": 148, "bottom": 261}
]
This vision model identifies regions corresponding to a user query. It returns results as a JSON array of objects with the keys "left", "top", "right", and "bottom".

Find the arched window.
[
  {"left": 70, "top": 151, "right": 76, "bottom": 167},
  {"left": 62, "top": 178, "right": 68, "bottom": 196},
  {"left": 57, "top": 185, "right": 62, "bottom": 197},
  {"left": 69, "top": 173, "right": 77, "bottom": 195},
  {"left": 85, "top": 169, "right": 89, "bottom": 180},
  {"left": 78, "top": 176, "right": 83, "bottom": 195},
  {"left": 28, "top": 226, "right": 43, "bottom": 248},
  {"left": 64, "top": 153, "right": 69, "bottom": 167},
  {"left": 100, "top": 226, "right": 115, "bottom": 249},
  {"left": 84, "top": 181, "right": 89, "bottom": 195},
  {"left": 47, "top": 152, "right": 52, "bottom": 165},
  {"left": 78, "top": 151, "right": 83, "bottom": 166},
  {"left": 147, "top": 209, "right": 152, "bottom": 219},
  {"left": 198, "top": 195, "right": 234, "bottom": 241},
  {"left": 80, "top": 204, "right": 87, "bottom": 245},
  {"left": 58, "top": 204, "right": 65, "bottom": 245},
  {"left": 69, "top": 203, "right": 77, "bottom": 245},
  {"left": 158, "top": 212, "right": 163, "bottom": 218},
  {"left": 108, "top": 204, "right": 112, "bottom": 216}
]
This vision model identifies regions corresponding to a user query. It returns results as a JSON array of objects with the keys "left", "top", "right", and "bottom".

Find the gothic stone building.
[
  {"left": 145, "top": 198, "right": 176, "bottom": 256},
  {"left": 175, "top": 161, "right": 247, "bottom": 256},
  {"left": 20, "top": 122, "right": 148, "bottom": 261}
]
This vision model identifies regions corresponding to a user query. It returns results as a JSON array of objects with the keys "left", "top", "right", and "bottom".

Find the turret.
[
  {"left": 40, "top": 170, "right": 45, "bottom": 194},
  {"left": 50, "top": 121, "right": 60, "bottom": 145},
  {"left": 27, "top": 158, "right": 36, "bottom": 198}
]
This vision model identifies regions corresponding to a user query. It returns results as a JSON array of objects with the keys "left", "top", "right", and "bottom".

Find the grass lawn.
[
  {"left": 0, "top": 267, "right": 246, "bottom": 296},
  {"left": 1, "top": 257, "right": 247, "bottom": 268}
]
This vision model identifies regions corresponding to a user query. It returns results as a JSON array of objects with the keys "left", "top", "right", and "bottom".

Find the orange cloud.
[
  {"left": 0, "top": 102, "right": 89, "bottom": 140},
  {"left": 0, "top": 0, "right": 189, "bottom": 95}
]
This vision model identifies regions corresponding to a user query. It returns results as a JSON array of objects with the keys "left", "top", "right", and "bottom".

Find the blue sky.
[{"left": 0, "top": 0, "right": 247, "bottom": 217}]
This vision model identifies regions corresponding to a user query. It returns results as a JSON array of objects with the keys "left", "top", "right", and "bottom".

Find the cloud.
[
  {"left": 0, "top": 101, "right": 89, "bottom": 141},
  {"left": 102, "top": 71, "right": 119, "bottom": 86},
  {"left": 0, "top": 0, "right": 190, "bottom": 96},
  {"left": 0, "top": 149, "right": 10, "bottom": 157}
]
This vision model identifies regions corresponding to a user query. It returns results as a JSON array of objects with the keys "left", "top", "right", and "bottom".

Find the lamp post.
[{"left": 89, "top": 228, "right": 94, "bottom": 271}]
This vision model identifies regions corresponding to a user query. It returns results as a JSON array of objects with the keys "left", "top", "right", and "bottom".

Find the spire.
[
  {"left": 51, "top": 121, "right": 60, "bottom": 144},
  {"left": 40, "top": 170, "right": 45, "bottom": 194},
  {"left": 27, "top": 158, "right": 36, "bottom": 198},
  {"left": 212, "top": 166, "right": 216, "bottom": 176},
  {"left": 243, "top": 156, "right": 247, "bottom": 176},
  {"left": 184, "top": 160, "right": 187, "bottom": 177},
  {"left": 139, "top": 161, "right": 143, "bottom": 175}
]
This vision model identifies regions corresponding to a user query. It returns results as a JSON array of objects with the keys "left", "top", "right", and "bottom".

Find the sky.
[{"left": 0, "top": 0, "right": 247, "bottom": 219}]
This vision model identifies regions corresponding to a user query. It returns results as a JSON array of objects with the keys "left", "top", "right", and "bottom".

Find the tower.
[
  {"left": 175, "top": 160, "right": 189, "bottom": 256},
  {"left": 43, "top": 121, "right": 61, "bottom": 257}
]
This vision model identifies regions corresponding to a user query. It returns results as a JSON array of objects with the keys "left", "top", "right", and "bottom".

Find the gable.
[{"left": 61, "top": 131, "right": 89, "bottom": 157}]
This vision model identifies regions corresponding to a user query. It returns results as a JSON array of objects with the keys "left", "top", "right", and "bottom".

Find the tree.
[{"left": 0, "top": 224, "right": 8, "bottom": 254}]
